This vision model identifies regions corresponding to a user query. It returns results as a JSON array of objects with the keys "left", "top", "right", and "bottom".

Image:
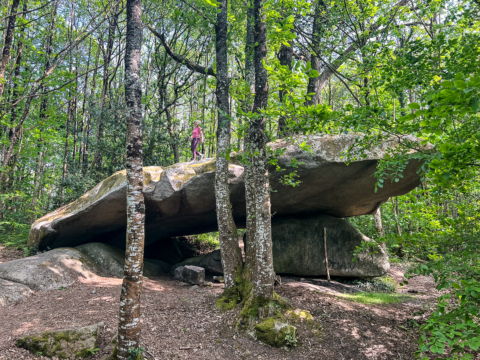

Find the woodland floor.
[{"left": 0, "top": 246, "right": 464, "bottom": 360}]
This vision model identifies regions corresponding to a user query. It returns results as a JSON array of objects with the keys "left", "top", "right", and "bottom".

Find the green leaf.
[
  {"left": 408, "top": 102, "right": 421, "bottom": 110},
  {"left": 454, "top": 80, "right": 467, "bottom": 89},
  {"left": 471, "top": 99, "right": 479, "bottom": 112}
]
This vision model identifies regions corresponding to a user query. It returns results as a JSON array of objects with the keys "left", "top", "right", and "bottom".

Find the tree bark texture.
[
  {"left": 243, "top": 0, "right": 256, "bottom": 256},
  {"left": 244, "top": 0, "right": 275, "bottom": 299},
  {"left": 116, "top": 0, "right": 145, "bottom": 358},
  {"left": 214, "top": 0, "right": 243, "bottom": 289},
  {"left": 245, "top": 0, "right": 255, "bottom": 108},
  {"left": 373, "top": 207, "right": 384, "bottom": 237},
  {"left": 277, "top": 43, "right": 293, "bottom": 136},
  {"left": 0, "top": 1, "right": 26, "bottom": 186},
  {"left": 0, "top": 0, "right": 20, "bottom": 101}
]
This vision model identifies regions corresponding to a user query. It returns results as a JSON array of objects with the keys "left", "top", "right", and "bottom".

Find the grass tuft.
[{"left": 337, "top": 292, "right": 413, "bottom": 304}]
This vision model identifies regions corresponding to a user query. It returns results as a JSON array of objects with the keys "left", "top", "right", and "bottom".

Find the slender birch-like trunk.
[
  {"left": 83, "top": 47, "right": 101, "bottom": 171},
  {"left": 214, "top": 0, "right": 243, "bottom": 289},
  {"left": 374, "top": 207, "right": 384, "bottom": 237},
  {"left": 244, "top": 0, "right": 275, "bottom": 299},
  {"left": 0, "top": 0, "right": 20, "bottom": 102},
  {"left": 93, "top": 2, "right": 119, "bottom": 170},
  {"left": 243, "top": 0, "right": 255, "bottom": 257},
  {"left": 79, "top": 38, "right": 93, "bottom": 167},
  {"left": 165, "top": 107, "right": 179, "bottom": 163},
  {"left": 32, "top": 0, "right": 60, "bottom": 221},
  {"left": 116, "top": 0, "right": 145, "bottom": 358},
  {"left": 0, "top": 1, "right": 26, "bottom": 183}
]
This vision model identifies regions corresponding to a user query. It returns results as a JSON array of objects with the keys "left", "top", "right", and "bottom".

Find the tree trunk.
[
  {"left": 116, "top": 0, "right": 145, "bottom": 358},
  {"left": 243, "top": 0, "right": 255, "bottom": 256},
  {"left": 244, "top": 0, "right": 275, "bottom": 299},
  {"left": 277, "top": 43, "right": 293, "bottom": 137},
  {"left": 93, "top": 2, "right": 120, "bottom": 170},
  {"left": 83, "top": 45, "right": 101, "bottom": 171},
  {"left": 165, "top": 107, "right": 179, "bottom": 163},
  {"left": 32, "top": 0, "right": 60, "bottom": 220},
  {"left": 0, "top": 1, "right": 26, "bottom": 184},
  {"left": 305, "top": 0, "right": 325, "bottom": 106},
  {"left": 214, "top": 0, "right": 243, "bottom": 289},
  {"left": 391, "top": 197, "right": 402, "bottom": 236},
  {"left": 373, "top": 207, "right": 386, "bottom": 250},
  {"left": 245, "top": 0, "right": 255, "bottom": 108},
  {"left": 373, "top": 207, "right": 384, "bottom": 237},
  {"left": 0, "top": 0, "right": 20, "bottom": 101},
  {"left": 79, "top": 38, "right": 93, "bottom": 168}
]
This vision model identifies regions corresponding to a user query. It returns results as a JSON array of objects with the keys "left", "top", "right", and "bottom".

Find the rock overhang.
[{"left": 29, "top": 134, "right": 428, "bottom": 250}]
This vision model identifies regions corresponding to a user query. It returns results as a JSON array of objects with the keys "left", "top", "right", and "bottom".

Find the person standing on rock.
[{"left": 189, "top": 120, "right": 205, "bottom": 161}]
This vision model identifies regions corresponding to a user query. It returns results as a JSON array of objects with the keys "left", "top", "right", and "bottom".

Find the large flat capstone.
[{"left": 29, "top": 134, "right": 425, "bottom": 250}]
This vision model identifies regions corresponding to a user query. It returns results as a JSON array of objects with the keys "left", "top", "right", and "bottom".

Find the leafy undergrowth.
[
  {"left": 0, "top": 223, "right": 33, "bottom": 256},
  {"left": 192, "top": 232, "right": 220, "bottom": 249},
  {"left": 337, "top": 292, "right": 413, "bottom": 304}
]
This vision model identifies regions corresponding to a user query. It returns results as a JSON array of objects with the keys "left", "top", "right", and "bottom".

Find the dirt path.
[{"left": 0, "top": 249, "right": 441, "bottom": 360}]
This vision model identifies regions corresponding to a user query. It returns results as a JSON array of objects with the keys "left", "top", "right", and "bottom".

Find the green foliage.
[
  {"left": 127, "top": 347, "right": 145, "bottom": 360},
  {"left": 193, "top": 232, "right": 220, "bottom": 249}
]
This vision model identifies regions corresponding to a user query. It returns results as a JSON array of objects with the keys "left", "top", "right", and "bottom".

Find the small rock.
[
  {"left": 91, "top": 290, "right": 96, "bottom": 294},
  {"left": 213, "top": 276, "right": 224, "bottom": 283},
  {"left": 189, "top": 285, "right": 199, "bottom": 291},
  {"left": 178, "top": 282, "right": 190, "bottom": 286},
  {"left": 174, "top": 265, "right": 205, "bottom": 285},
  {"left": 202, "top": 282, "right": 213, "bottom": 287}
]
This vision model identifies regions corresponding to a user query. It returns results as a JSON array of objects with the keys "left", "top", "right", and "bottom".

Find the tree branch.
[{"left": 147, "top": 25, "right": 216, "bottom": 77}]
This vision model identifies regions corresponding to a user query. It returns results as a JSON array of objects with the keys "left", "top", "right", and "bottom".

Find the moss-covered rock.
[
  {"left": 16, "top": 323, "right": 101, "bottom": 359},
  {"left": 255, "top": 318, "right": 297, "bottom": 347}
]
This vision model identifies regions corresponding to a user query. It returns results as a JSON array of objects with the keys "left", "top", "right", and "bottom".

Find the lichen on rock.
[{"left": 16, "top": 323, "right": 102, "bottom": 359}]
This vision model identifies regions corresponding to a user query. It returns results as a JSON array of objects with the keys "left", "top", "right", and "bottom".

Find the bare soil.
[{"left": 0, "top": 248, "right": 452, "bottom": 360}]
